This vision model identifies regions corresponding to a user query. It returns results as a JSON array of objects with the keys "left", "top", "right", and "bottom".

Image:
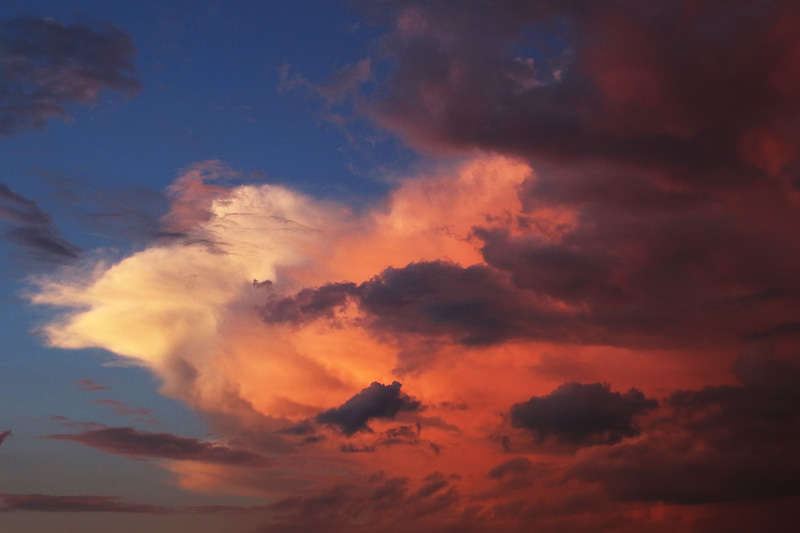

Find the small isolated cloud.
[
  {"left": 510, "top": 382, "right": 659, "bottom": 446},
  {"left": 92, "top": 399, "right": 152, "bottom": 417},
  {"left": 316, "top": 381, "right": 422, "bottom": 436},
  {"left": 73, "top": 379, "right": 106, "bottom": 391},
  {"left": 0, "top": 183, "right": 81, "bottom": 262},
  {"left": 0, "top": 16, "right": 139, "bottom": 135},
  {"left": 0, "top": 430, "right": 11, "bottom": 448},
  {"left": 46, "top": 426, "right": 271, "bottom": 467}
]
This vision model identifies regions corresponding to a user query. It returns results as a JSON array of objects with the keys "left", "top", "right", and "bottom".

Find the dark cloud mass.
[
  {"left": 571, "top": 350, "right": 800, "bottom": 503},
  {"left": 316, "top": 381, "right": 421, "bottom": 435},
  {"left": 0, "top": 16, "right": 139, "bottom": 135},
  {"left": 278, "top": 0, "right": 800, "bottom": 356},
  {"left": 46, "top": 426, "right": 271, "bottom": 467},
  {"left": 361, "top": 0, "right": 800, "bottom": 185},
  {"left": 263, "top": 261, "right": 575, "bottom": 345},
  {"left": 510, "top": 382, "right": 658, "bottom": 446}
]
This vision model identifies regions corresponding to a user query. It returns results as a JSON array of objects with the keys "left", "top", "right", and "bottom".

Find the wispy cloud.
[
  {"left": 46, "top": 426, "right": 271, "bottom": 467},
  {"left": 0, "top": 16, "right": 139, "bottom": 135},
  {"left": 0, "top": 183, "right": 81, "bottom": 262}
]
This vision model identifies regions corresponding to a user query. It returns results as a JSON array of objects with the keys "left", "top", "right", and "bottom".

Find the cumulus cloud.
[
  {"left": 510, "top": 382, "right": 658, "bottom": 446},
  {"left": 316, "top": 381, "right": 421, "bottom": 436},
  {"left": 0, "top": 16, "right": 139, "bottom": 135},
  {"left": 46, "top": 426, "right": 271, "bottom": 467}
]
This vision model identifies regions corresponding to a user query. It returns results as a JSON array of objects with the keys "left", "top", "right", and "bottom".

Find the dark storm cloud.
[
  {"left": 316, "top": 381, "right": 421, "bottom": 436},
  {"left": 357, "top": 0, "right": 800, "bottom": 186},
  {"left": 0, "top": 16, "right": 139, "bottom": 135},
  {"left": 0, "top": 183, "right": 81, "bottom": 262},
  {"left": 571, "top": 350, "right": 800, "bottom": 503},
  {"left": 46, "top": 426, "right": 271, "bottom": 467},
  {"left": 510, "top": 382, "right": 658, "bottom": 446},
  {"left": 273, "top": 0, "right": 800, "bottom": 356}
]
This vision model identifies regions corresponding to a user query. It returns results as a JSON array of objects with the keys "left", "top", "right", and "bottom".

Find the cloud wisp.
[
  {"left": 46, "top": 426, "right": 271, "bottom": 467},
  {"left": 0, "top": 183, "right": 81, "bottom": 262},
  {"left": 0, "top": 16, "right": 139, "bottom": 135}
]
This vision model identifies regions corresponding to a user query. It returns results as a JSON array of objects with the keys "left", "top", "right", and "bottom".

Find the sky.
[{"left": 1, "top": 0, "right": 800, "bottom": 531}]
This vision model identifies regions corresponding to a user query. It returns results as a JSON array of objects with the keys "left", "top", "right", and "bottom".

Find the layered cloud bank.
[{"left": 20, "top": 0, "right": 800, "bottom": 531}]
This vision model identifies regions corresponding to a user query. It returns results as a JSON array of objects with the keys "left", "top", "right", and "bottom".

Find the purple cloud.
[
  {"left": 0, "top": 183, "right": 81, "bottom": 262},
  {"left": 316, "top": 381, "right": 422, "bottom": 436},
  {"left": 510, "top": 382, "right": 659, "bottom": 446},
  {"left": 0, "top": 16, "right": 139, "bottom": 135},
  {"left": 46, "top": 426, "right": 271, "bottom": 467}
]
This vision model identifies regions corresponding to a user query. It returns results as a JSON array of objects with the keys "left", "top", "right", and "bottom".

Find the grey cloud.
[
  {"left": 46, "top": 426, "right": 271, "bottom": 467},
  {"left": 510, "top": 382, "right": 658, "bottom": 446},
  {"left": 571, "top": 350, "right": 800, "bottom": 503},
  {"left": 316, "top": 381, "right": 421, "bottom": 436}
]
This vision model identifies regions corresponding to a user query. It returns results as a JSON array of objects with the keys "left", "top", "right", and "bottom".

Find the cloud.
[
  {"left": 487, "top": 457, "right": 534, "bottom": 480},
  {"left": 0, "top": 430, "right": 11, "bottom": 448},
  {"left": 0, "top": 492, "right": 265, "bottom": 515},
  {"left": 46, "top": 426, "right": 271, "bottom": 467},
  {"left": 316, "top": 381, "right": 421, "bottom": 436},
  {"left": 0, "top": 16, "right": 139, "bottom": 135},
  {"left": 0, "top": 493, "right": 169, "bottom": 514},
  {"left": 570, "top": 349, "right": 800, "bottom": 503},
  {"left": 73, "top": 379, "right": 106, "bottom": 391},
  {"left": 0, "top": 183, "right": 81, "bottom": 262},
  {"left": 509, "top": 382, "right": 658, "bottom": 446},
  {"left": 263, "top": 261, "right": 572, "bottom": 345},
  {"left": 356, "top": 1, "right": 800, "bottom": 184},
  {"left": 92, "top": 399, "right": 153, "bottom": 418},
  {"left": 262, "top": 473, "right": 464, "bottom": 533}
]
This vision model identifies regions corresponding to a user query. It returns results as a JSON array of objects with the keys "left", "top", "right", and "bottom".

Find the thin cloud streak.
[
  {"left": 0, "top": 183, "right": 81, "bottom": 262},
  {"left": 46, "top": 426, "right": 271, "bottom": 467}
]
